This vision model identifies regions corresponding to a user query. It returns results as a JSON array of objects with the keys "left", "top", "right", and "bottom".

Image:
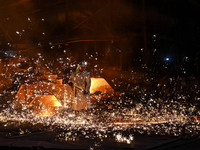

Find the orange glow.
[
  {"left": 36, "top": 109, "right": 53, "bottom": 117},
  {"left": 114, "top": 122, "right": 134, "bottom": 125},
  {"left": 29, "top": 95, "right": 62, "bottom": 108},
  {"left": 14, "top": 77, "right": 114, "bottom": 114},
  {"left": 28, "top": 95, "right": 62, "bottom": 117},
  {"left": 193, "top": 116, "right": 200, "bottom": 123},
  {"left": 90, "top": 78, "right": 114, "bottom": 94}
]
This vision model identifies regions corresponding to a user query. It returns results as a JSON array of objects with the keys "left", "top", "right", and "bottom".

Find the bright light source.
[
  {"left": 165, "top": 57, "right": 171, "bottom": 62},
  {"left": 80, "top": 61, "right": 87, "bottom": 67}
]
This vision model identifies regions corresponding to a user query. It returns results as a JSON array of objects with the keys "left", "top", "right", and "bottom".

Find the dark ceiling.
[{"left": 0, "top": 0, "right": 200, "bottom": 59}]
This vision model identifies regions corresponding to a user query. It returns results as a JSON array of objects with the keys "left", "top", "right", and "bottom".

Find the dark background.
[{"left": 0, "top": 0, "right": 199, "bottom": 76}]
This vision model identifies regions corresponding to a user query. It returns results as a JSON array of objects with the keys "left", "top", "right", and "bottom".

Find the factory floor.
[{"left": 0, "top": 132, "right": 199, "bottom": 150}]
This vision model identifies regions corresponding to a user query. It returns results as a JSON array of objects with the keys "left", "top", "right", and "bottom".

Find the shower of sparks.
[
  {"left": 0, "top": 24, "right": 200, "bottom": 149},
  {"left": 0, "top": 96, "right": 200, "bottom": 146}
]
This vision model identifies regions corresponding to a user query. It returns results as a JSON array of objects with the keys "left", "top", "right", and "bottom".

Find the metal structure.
[{"left": 13, "top": 76, "right": 115, "bottom": 116}]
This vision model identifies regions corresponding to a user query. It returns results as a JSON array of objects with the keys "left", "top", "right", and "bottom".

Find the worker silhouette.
[{"left": 68, "top": 61, "right": 91, "bottom": 111}]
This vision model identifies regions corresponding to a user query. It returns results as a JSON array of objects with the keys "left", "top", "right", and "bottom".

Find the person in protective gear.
[{"left": 68, "top": 61, "right": 91, "bottom": 110}]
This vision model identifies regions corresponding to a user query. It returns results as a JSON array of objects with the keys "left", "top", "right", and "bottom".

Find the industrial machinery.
[{"left": 13, "top": 74, "right": 116, "bottom": 116}]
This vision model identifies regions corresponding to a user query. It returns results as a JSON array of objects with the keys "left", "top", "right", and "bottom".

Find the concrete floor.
[{"left": 0, "top": 132, "right": 199, "bottom": 150}]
